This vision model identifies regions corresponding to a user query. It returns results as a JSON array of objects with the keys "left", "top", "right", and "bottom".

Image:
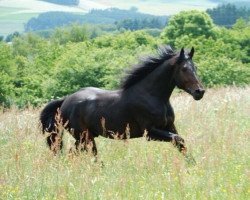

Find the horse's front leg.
[
  {"left": 147, "top": 128, "right": 187, "bottom": 154},
  {"left": 150, "top": 126, "right": 196, "bottom": 164}
]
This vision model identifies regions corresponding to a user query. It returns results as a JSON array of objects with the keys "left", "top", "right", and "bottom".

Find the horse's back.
[{"left": 60, "top": 87, "right": 122, "bottom": 136}]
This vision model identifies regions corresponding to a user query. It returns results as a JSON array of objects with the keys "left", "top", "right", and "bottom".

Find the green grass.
[{"left": 0, "top": 87, "right": 249, "bottom": 199}]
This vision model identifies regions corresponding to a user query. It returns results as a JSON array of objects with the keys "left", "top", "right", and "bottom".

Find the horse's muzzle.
[{"left": 193, "top": 88, "right": 205, "bottom": 100}]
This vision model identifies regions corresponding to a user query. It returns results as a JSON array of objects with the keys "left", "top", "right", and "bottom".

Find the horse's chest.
[
  {"left": 165, "top": 115, "right": 174, "bottom": 126},
  {"left": 165, "top": 104, "right": 175, "bottom": 125}
]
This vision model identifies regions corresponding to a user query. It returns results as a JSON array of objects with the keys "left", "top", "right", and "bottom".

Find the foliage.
[
  {"left": 51, "top": 24, "right": 90, "bottom": 44},
  {"left": 115, "top": 17, "right": 165, "bottom": 31},
  {"left": 0, "top": 42, "right": 15, "bottom": 106},
  {"left": 197, "top": 55, "right": 249, "bottom": 87},
  {"left": 174, "top": 34, "right": 250, "bottom": 87},
  {"left": 207, "top": 3, "right": 250, "bottom": 27},
  {"left": 161, "top": 10, "right": 216, "bottom": 45},
  {"left": 5, "top": 31, "right": 21, "bottom": 42},
  {"left": 93, "top": 31, "right": 156, "bottom": 49},
  {"left": 9, "top": 33, "right": 65, "bottom": 106},
  {"left": 25, "top": 12, "right": 85, "bottom": 32},
  {"left": 88, "top": 7, "right": 166, "bottom": 22},
  {"left": 0, "top": 10, "right": 250, "bottom": 107},
  {"left": 46, "top": 31, "right": 156, "bottom": 98},
  {"left": 25, "top": 8, "right": 167, "bottom": 32}
]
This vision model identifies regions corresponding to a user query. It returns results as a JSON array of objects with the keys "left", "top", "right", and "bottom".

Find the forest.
[
  {"left": 0, "top": 10, "right": 249, "bottom": 107},
  {"left": 24, "top": 8, "right": 167, "bottom": 32},
  {"left": 207, "top": 3, "right": 250, "bottom": 26},
  {"left": 23, "top": 3, "right": 250, "bottom": 33}
]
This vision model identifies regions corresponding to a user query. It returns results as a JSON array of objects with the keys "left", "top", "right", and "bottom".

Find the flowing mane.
[{"left": 121, "top": 45, "right": 176, "bottom": 90}]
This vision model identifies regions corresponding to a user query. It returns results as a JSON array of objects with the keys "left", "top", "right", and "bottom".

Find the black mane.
[{"left": 121, "top": 45, "right": 176, "bottom": 90}]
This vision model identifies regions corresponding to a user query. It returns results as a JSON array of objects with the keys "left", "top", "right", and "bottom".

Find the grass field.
[
  {"left": 0, "top": 7, "right": 39, "bottom": 37},
  {"left": 0, "top": 87, "right": 249, "bottom": 199}
]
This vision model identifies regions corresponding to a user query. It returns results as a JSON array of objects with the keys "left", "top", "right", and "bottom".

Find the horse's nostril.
[{"left": 195, "top": 88, "right": 205, "bottom": 95}]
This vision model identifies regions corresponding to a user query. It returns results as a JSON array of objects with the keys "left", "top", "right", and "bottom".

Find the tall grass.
[{"left": 0, "top": 87, "right": 249, "bottom": 199}]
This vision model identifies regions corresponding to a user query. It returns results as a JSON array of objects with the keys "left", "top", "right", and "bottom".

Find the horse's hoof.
[{"left": 172, "top": 135, "right": 185, "bottom": 146}]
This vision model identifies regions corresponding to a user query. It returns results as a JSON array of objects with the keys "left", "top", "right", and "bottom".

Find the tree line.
[
  {"left": 207, "top": 3, "right": 250, "bottom": 27},
  {"left": 0, "top": 10, "right": 249, "bottom": 107},
  {"left": 25, "top": 8, "right": 167, "bottom": 32},
  {"left": 2, "top": 3, "right": 250, "bottom": 42},
  {"left": 24, "top": 3, "right": 250, "bottom": 33}
]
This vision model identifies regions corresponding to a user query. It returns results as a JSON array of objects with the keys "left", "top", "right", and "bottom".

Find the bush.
[
  {"left": 0, "top": 14, "right": 250, "bottom": 107},
  {"left": 0, "top": 42, "right": 16, "bottom": 106},
  {"left": 198, "top": 57, "right": 250, "bottom": 87},
  {"left": 161, "top": 10, "right": 216, "bottom": 45},
  {"left": 173, "top": 36, "right": 250, "bottom": 87},
  {"left": 45, "top": 41, "right": 154, "bottom": 99}
]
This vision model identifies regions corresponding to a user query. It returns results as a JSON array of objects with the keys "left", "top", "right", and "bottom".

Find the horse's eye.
[{"left": 182, "top": 67, "right": 188, "bottom": 72}]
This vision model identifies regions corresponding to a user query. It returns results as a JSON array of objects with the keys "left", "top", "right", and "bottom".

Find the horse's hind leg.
[
  {"left": 46, "top": 133, "right": 63, "bottom": 154},
  {"left": 74, "top": 130, "right": 97, "bottom": 156}
]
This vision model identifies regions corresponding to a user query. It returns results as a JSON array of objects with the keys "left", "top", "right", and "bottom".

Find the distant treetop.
[
  {"left": 207, "top": 3, "right": 250, "bottom": 27},
  {"left": 25, "top": 8, "right": 168, "bottom": 32}
]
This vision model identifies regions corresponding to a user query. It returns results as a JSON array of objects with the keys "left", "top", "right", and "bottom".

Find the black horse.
[{"left": 40, "top": 46, "right": 205, "bottom": 157}]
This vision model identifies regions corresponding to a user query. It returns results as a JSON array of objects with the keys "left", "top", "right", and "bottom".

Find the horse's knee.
[{"left": 172, "top": 134, "right": 186, "bottom": 153}]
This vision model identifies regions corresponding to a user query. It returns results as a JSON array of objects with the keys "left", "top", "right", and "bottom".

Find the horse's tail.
[{"left": 40, "top": 98, "right": 65, "bottom": 134}]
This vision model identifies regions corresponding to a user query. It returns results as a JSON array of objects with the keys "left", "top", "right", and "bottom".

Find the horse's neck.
[{"left": 137, "top": 63, "right": 176, "bottom": 100}]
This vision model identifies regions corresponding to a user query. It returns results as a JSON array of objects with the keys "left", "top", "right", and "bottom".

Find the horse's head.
[{"left": 174, "top": 47, "right": 205, "bottom": 100}]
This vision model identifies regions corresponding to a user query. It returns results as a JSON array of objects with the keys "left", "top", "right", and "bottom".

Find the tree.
[
  {"left": 207, "top": 3, "right": 250, "bottom": 27},
  {"left": 161, "top": 10, "right": 216, "bottom": 46},
  {"left": 233, "top": 18, "right": 248, "bottom": 30},
  {"left": 51, "top": 24, "right": 90, "bottom": 44},
  {"left": 0, "top": 42, "right": 16, "bottom": 105},
  {"left": 5, "top": 31, "right": 20, "bottom": 42}
]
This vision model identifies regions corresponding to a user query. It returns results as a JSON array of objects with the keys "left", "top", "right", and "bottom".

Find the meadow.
[{"left": 0, "top": 86, "right": 249, "bottom": 199}]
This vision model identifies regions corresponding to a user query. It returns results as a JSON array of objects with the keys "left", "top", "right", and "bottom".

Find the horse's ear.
[
  {"left": 178, "top": 47, "right": 185, "bottom": 62},
  {"left": 189, "top": 47, "right": 194, "bottom": 59}
]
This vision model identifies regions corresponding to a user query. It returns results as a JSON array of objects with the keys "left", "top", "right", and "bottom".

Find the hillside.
[
  {"left": 0, "top": 0, "right": 250, "bottom": 37},
  {"left": 24, "top": 8, "right": 168, "bottom": 32},
  {"left": 0, "top": 0, "right": 217, "bottom": 36}
]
